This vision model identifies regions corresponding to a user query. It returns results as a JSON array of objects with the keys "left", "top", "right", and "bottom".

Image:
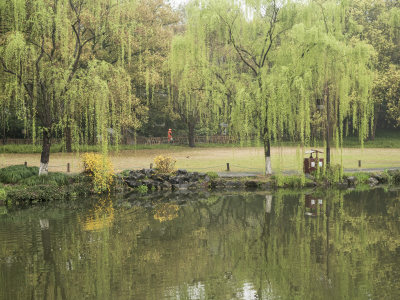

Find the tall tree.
[
  {"left": 171, "top": 0, "right": 297, "bottom": 163},
  {"left": 175, "top": 0, "right": 375, "bottom": 173},
  {"left": 169, "top": 3, "right": 215, "bottom": 147},
  {"left": 347, "top": 0, "right": 400, "bottom": 138},
  {"left": 131, "top": 0, "right": 180, "bottom": 138},
  {"left": 262, "top": 0, "right": 375, "bottom": 167},
  {"left": 214, "top": 0, "right": 297, "bottom": 174},
  {"left": 0, "top": 0, "right": 147, "bottom": 174}
]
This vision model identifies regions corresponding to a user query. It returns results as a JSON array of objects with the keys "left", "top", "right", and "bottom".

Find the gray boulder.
[
  {"left": 368, "top": 177, "right": 379, "bottom": 187},
  {"left": 245, "top": 181, "right": 258, "bottom": 188},
  {"left": 176, "top": 169, "right": 188, "bottom": 175},
  {"left": 161, "top": 181, "right": 172, "bottom": 190},
  {"left": 347, "top": 176, "right": 357, "bottom": 187}
]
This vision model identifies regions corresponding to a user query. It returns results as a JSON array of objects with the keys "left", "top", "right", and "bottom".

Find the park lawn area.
[{"left": 0, "top": 146, "right": 399, "bottom": 174}]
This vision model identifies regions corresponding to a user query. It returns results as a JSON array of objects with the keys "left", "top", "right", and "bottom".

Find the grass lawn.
[{"left": 1, "top": 146, "right": 399, "bottom": 174}]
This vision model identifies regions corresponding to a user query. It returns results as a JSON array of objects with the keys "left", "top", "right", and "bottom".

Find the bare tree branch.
[{"left": 217, "top": 12, "right": 259, "bottom": 76}]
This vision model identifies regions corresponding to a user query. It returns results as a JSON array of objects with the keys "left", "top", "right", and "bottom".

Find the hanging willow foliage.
[
  {"left": 169, "top": 2, "right": 217, "bottom": 147},
  {"left": 0, "top": 0, "right": 149, "bottom": 175},
  {"left": 278, "top": 0, "right": 375, "bottom": 172},
  {"left": 174, "top": 0, "right": 375, "bottom": 174}
]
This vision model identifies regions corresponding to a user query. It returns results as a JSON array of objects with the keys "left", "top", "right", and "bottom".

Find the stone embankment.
[
  {"left": 122, "top": 168, "right": 400, "bottom": 192},
  {"left": 124, "top": 169, "right": 210, "bottom": 191},
  {"left": 122, "top": 168, "right": 271, "bottom": 191}
]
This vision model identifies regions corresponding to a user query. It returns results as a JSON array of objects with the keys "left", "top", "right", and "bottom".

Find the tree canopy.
[
  {"left": 169, "top": 0, "right": 376, "bottom": 174},
  {"left": 1, "top": 0, "right": 399, "bottom": 175},
  {"left": 0, "top": 0, "right": 176, "bottom": 174}
]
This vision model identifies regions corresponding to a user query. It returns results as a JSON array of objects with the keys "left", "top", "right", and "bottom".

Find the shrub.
[
  {"left": 154, "top": 155, "right": 176, "bottom": 173},
  {"left": 0, "top": 165, "right": 39, "bottom": 184},
  {"left": 206, "top": 171, "right": 219, "bottom": 179},
  {"left": 284, "top": 175, "right": 304, "bottom": 188},
  {"left": 81, "top": 153, "right": 115, "bottom": 193},
  {"left": 323, "top": 164, "right": 342, "bottom": 184},
  {"left": 119, "top": 169, "right": 131, "bottom": 177},
  {"left": 272, "top": 174, "right": 305, "bottom": 188},
  {"left": 6, "top": 184, "right": 65, "bottom": 206},
  {"left": 352, "top": 172, "right": 370, "bottom": 184},
  {"left": 0, "top": 188, "right": 6, "bottom": 202},
  {"left": 136, "top": 184, "right": 148, "bottom": 194},
  {"left": 386, "top": 170, "right": 400, "bottom": 185}
]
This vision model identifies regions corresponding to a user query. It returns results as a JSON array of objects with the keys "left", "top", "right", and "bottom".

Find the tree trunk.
[
  {"left": 65, "top": 120, "right": 72, "bottom": 153},
  {"left": 188, "top": 122, "right": 195, "bottom": 148},
  {"left": 39, "top": 128, "right": 51, "bottom": 175},
  {"left": 370, "top": 108, "right": 379, "bottom": 141},
  {"left": 264, "top": 138, "right": 272, "bottom": 175},
  {"left": 1, "top": 112, "right": 5, "bottom": 145},
  {"left": 325, "top": 85, "right": 331, "bottom": 166}
]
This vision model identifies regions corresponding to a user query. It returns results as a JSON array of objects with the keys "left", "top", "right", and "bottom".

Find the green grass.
[
  {"left": 344, "top": 172, "right": 371, "bottom": 184},
  {"left": 206, "top": 171, "right": 219, "bottom": 179},
  {"left": 0, "top": 144, "right": 64, "bottom": 153},
  {"left": 0, "top": 165, "right": 39, "bottom": 183},
  {"left": 18, "top": 172, "right": 70, "bottom": 186},
  {"left": 0, "top": 165, "right": 72, "bottom": 186},
  {"left": 341, "top": 129, "right": 400, "bottom": 148}
]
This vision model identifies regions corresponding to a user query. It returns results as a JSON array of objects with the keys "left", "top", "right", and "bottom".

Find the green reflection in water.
[{"left": 1, "top": 188, "right": 400, "bottom": 299}]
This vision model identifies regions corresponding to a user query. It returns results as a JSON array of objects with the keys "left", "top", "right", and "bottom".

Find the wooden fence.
[
  {"left": 129, "top": 135, "right": 237, "bottom": 145},
  {"left": 0, "top": 135, "right": 238, "bottom": 146}
]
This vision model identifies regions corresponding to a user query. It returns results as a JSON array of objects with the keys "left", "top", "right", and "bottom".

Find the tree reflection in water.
[{"left": 0, "top": 188, "right": 400, "bottom": 299}]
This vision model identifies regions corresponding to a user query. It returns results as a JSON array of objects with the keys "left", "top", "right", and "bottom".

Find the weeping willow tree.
[
  {"left": 169, "top": 3, "right": 215, "bottom": 147},
  {"left": 65, "top": 60, "right": 148, "bottom": 152},
  {"left": 181, "top": 0, "right": 375, "bottom": 173},
  {"left": 176, "top": 0, "right": 298, "bottom": 173},
  {"left": 219, "top": 0, "right": 374, "bottom": 173},
  {"left": 0, "top": 0, "right": 147, "bottom": 174},
  {"left": 122, "top": 0, "right": 178, "bottom": 138},
  {"left": 281, "top": 0, "right": 375, "bottom": 167}
]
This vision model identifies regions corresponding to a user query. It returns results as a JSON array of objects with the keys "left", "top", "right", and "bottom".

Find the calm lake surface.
[{"left": 1, "top": 188, "right": 400, "bottom": 299}]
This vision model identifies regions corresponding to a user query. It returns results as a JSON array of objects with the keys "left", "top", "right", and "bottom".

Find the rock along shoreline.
[{"left": 121, "top": 168, "right": 400, "bottom": 192}]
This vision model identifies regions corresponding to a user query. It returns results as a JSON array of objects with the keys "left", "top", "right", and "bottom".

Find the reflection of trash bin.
[
  {"left": 303, "top": 150, "right": 324, "bottom": 174},
  {"left": 305, "top": 195, "right": 323, "bottom": 216}
]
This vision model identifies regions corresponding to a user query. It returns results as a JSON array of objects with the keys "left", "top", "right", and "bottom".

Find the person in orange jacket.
[{"left": 168, "top": 129, "right": 173, "bottom": 143}]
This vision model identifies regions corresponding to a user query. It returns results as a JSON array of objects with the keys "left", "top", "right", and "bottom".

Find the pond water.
[{"left": 1, "top": 188, "right": 400, "bottom": 299}]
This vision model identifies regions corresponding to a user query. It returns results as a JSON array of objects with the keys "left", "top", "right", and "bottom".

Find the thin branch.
[
  {"left": 0, "top": 58, "right": 20, "bottom": 79},
  {"left": 239, "top": 47, "right": 260, "bottom": 68},
  {"left": 214, "top": 72, "right": 233, "bottom": 98},
  {"left": 50, "top": 0, "right": 58, "bottom": 58},
  {"left": 28, "top": 39, "right": 52, "bottom": 61},
  {"left": 259, "top": 1, "right": 279, "bottom": 68},
  {"left": 220, "top": 14, "right": 258, "bottom": 76},
  {"left": 316, "top": 1, "right": 329, "bottom": 34},
  {"left": 1, "top": 58, "right": 34, "bottom": 100},
  {"left": 35, "top": 38, "right": 45, "bottom": 74}
]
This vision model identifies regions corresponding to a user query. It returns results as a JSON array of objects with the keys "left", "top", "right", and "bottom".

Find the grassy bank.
[
  {"left": 0, "top": 165, "right": 92, "bottom": 207},
  {"left": 1, "top": 164, "right": 400, "bottom": 210}
]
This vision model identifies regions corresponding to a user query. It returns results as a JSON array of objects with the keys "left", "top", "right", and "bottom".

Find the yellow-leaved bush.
[
  {"left": 81, "top": 153, "right": 115, "bottom": 193},
  {"left": 154, "top": 155, "right": 176, "bottom": 173}
]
